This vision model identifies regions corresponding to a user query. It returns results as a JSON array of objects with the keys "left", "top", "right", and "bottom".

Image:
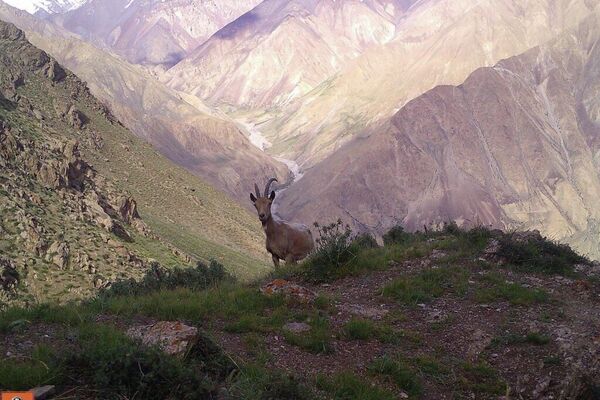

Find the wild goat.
[{"left": 251, "top": 178, "right": 314, "bottom": 267}]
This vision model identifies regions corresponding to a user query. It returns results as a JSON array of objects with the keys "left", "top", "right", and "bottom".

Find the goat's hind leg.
[
  {"left": 272, "top": 254, "right": 280, "bottom": 268},
  {"left": 285, "top": 254, "right": 297, "bottom": 266}
]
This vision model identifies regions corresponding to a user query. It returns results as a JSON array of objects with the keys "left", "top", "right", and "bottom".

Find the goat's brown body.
[{"left": 263, "top": 216, "right": 314, "bottom": 265}]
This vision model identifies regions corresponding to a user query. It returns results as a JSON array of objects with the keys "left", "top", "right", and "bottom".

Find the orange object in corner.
[{"left": 1, "top": 392, "right": 34, "bottom": 400}]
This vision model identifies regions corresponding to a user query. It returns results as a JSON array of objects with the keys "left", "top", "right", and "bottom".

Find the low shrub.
[
  {"left": 99, "top": 259, "right": 233, "bottom": 298},
  {"left": 497, "top": 233, "right": 588, "bottom": 276},
  {"left": 382, "top": 225, "right": 412, "bottom": 246},
  {"left": 303, "top": 220, "right": 357, "bottom": 282}
]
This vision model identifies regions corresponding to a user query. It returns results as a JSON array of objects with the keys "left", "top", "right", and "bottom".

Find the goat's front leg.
[{"left": 272, "top": 254, "right": 280, "bottom": 268}]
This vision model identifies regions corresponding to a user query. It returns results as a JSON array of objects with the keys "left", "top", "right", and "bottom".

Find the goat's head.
[{"left": 250, "top": 178, "right": 277, "bottom": 223}]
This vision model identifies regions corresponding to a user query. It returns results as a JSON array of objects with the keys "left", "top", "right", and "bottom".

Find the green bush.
[
  {"left": 496, "top": 233, "right": 588, "bottom": 275},
  {"left": 383, "top": 225, "right": 412, "bottom": 246},
  {"left": 352, "top": 233, "right": 379, "bottom": 250},
  {"left": 304, "top": 220, "right": 357, "bottom": 282},
  {"left": 68, "top": 324, "right": 213, "bottom": 399},
  {"left": 100, "top": 259, "right": 233, "bottom": 298}
]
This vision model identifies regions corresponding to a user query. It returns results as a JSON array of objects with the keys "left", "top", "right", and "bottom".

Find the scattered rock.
[
  {"left": 533, "top": 376, "right": 551, "bottom": 399},
  {"left": 260, "top": 279, "right": 317, "bottom": 303},
  {"left": 31, "top": 385, "right": 56, "bottom": 400},
  {"left": 466, "top": 329, "right": 492, "bottom": 360},
  {"left": 283, "top": 322, "right": 311, "bottom": 333},
  {"left": 126, "top": 321, "right": 198, "bottom": 357},
  {"left": 339, "top": 304, "right": 389, "bottom": 320}
]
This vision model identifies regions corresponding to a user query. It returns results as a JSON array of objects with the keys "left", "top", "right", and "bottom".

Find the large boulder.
[{"left": 126, "top": 321, "right": 199, "bottom": 357}]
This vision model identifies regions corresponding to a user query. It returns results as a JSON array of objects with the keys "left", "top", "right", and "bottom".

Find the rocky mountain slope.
[
  {"left": 0, "top": 20, "right": 272, "bottom": 305},
  {"left": 261, "top": 0, "right": 600, "bottom": 169},
  {"left": 0, "top": 2, "right": 289, "bottom": 204},
  {"left": 50, "top": 0, "right": 262, "bottom": 69},
  {"left": 278, "top": 8, "right": 600, "bottom": 259},
  {"left": 165, "top": 0, "right": 416, "bottom": 108}
]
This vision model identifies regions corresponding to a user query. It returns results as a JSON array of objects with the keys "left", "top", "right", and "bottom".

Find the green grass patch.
[
  {"left": 316, "top": 372, "right": 396, "bottom": 400},
  {"left": 342, "top": 319, "right": 399, "bottom": 344},
  {"left": 458, "top": 362, "right": 506, "bottom": 395},
  {"left": 368, "top": 356, "right": 422, "bottom": 396},
  {"left": 227, "top": 364, "right": 311, "bottom": 400},
  {"left": 0, "top": 345, "right": 63, "bottom": 390},
  {"left": 382, "top": 267, "right": 469, "bottom": 305},
  {"left": 284, "top": 316, "right": 332, "bottom": 354},
  {"left": 343, "top": 318, "right": 376, "bottom": 340},
  {"left": 474, "top": 273, "right": 548, "bottom": 305}
]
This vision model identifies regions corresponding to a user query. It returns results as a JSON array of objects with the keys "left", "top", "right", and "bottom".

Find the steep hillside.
[
  {"left": 0, "top": 2, "right": 289, "bottom": 203},
  {"left": 0, "top": 20, "right": 273, "bottom": 305},
  {"left": 50, "top": 0, "right": 262, "bottom": 69},
  {"left": 165, "top": 0, "right": 415, "bottom": 108},
  {"left": 278, "top": 9, "right": 600, "bottom": 259},
  {"left": 262, "top": 0, "right": 600, "bottom": 169}
]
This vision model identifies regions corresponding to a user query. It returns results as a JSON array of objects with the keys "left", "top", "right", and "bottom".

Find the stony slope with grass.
[
  {"left": 0, "top": 20, "right": 272, "bottom": 305},
  {"left": 2, "top": 224, "right": 599, "bottom": 399}
]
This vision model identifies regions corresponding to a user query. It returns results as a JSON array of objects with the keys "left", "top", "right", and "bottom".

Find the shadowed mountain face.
[
  {"left": 260, "top": 0, "right": 600, "bottom": 169},
  {"left": 0, "top": 2, "right": 289, "bottom": 204},
  {"left": 278, "top": 9, "right": 600, "bottom": 258},
  {"left": 165, "top": 0, "right": 417, "bottom": 108},
  {"left": 49, "top": 0, "right": 262, "bottom": 69}
]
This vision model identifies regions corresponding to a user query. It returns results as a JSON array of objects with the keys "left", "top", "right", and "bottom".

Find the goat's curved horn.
[
  {"left": 254, "top": 183, "right": 261, "bottom": 198},
  {"left": 264, "top": 178, "right": 278, "bottom": 197}
]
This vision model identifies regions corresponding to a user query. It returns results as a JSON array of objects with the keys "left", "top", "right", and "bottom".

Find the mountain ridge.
[{"left": 278, "top": 7, "right": 600, "bottom": 259}]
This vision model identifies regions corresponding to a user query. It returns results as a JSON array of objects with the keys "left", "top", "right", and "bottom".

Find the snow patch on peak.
[{"left": 3, "top": 0, "right": 88, "bottom": 14}]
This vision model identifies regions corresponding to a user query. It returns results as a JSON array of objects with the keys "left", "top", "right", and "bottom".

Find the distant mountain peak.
[{"left": 1, "top": 0, "right": 88, "bottom": 14}]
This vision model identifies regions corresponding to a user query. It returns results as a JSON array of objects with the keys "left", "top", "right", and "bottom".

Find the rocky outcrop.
[
  {"left": 0, "top": 258, "right": 19, "bottom": 291},
  {"left": 45, "top": 241, "right": 70, "bottom": 269},
  {"left": 45, "top": 60, "right": 65, "bottom": 82},
  {"left": 67, "top": 105, "right": 86, "bottom": 129}
]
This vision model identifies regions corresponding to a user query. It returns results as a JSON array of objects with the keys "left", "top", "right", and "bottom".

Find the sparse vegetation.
[
  {"left": 368, "top": 356, "right": 422, "bottom": 396},
  {"left": 316, "top": 372, "right": 397, "bottom": 400},
  {"left": 474, "top": 273, "right": 548, "bottom": 305},
  {"left": 382, "top": 267, "right": 469, "bottom": 305}
]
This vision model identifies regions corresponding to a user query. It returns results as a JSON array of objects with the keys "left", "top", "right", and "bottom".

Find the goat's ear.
[
  {"left": 250, "top": 193, "right": 257, "bottom": 203},
  {"left": 269, "top": 191, "right": 276, "bottom": 201}
]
